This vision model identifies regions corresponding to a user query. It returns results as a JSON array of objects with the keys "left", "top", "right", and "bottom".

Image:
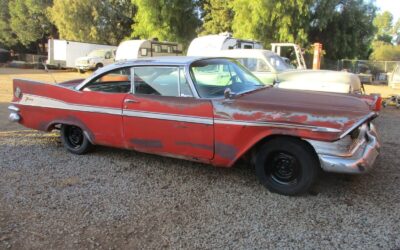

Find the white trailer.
[
  {"left": 187, "top": 33, "right": 263, "bottom": 56},
  {"left": 47, "top": 39, "right": 117, "bottom": 68},
  {"left": 115, "top": 40, "right": 183, "bottom": 61}
]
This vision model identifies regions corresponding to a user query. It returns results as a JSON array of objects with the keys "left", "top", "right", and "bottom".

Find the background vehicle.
[
  {"left": 214, "top": 49, "right": 363, "bottom": 94},
  {"left": 115, "top": 39, "right": 183, "bottom": 61},
  {"left": 75, "top": 49, "right": 116, "bottom": 73},
  {"left": 187, "top": 33, "right": 263, "bottom": 56},
  {"left": 46, "top": 38, "right": 117, "bottom": 68}
]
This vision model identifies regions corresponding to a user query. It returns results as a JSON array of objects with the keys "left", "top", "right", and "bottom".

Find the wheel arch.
[
  {"left": 45, "top": 120, "right": 95, "bottom": 144},
  {"left": 233, "top": 133, "right": 320, "bottom": 168}
]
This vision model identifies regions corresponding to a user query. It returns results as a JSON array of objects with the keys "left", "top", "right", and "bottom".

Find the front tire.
[
  {"left": 60, "top": 125, "right": 92, "bottom": 154},
  {"left": 255, "top": 137, "right": 318, "bottom": 196}
]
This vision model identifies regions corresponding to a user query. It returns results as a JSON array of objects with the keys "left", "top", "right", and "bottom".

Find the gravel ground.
[{"left": 0, "top": 68, "right": 400, "bottom": 249}]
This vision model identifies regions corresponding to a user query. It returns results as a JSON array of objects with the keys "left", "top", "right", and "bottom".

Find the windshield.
[
  {"left": 264, "top": 52, "right": 294, "bottom": 72},
  {"left": 190, "top": 59, "right": 264, "bottom": 98},
  {"left": 88, "top": 50, "right": 106, "bottom": 57}
]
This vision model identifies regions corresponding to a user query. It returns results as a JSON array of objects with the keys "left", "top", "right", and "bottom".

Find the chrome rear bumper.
[{"left": 8, "top": 105, "right": 21, "bottom": 122}]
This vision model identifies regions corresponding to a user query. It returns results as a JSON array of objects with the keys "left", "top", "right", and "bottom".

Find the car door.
[
  {"left": 78, "top": 67, "right": 131, "bottom": 147},
  {"left": 122, "top": 66, "right": 214, "bottom": 161}
]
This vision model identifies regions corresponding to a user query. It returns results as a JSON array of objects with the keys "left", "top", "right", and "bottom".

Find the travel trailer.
[
  {"left": 187, "top": 33, "right": 263, "bottom": 56},
  {"left": 115, "top": 40, "right": 183, "bottom": 61}
]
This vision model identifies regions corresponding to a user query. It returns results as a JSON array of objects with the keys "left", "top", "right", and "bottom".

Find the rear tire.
[
  {"left": 255, "top": 137, "right": 318, "bottom": 196},
  {"left": 78, "top": 69, "right": 85, "bottom": 74},
  {"left": 60, "top": 125, "right": 92, "bottom": 155}
]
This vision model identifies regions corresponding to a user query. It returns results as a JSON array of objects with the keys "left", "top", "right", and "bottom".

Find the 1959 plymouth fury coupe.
[{"left": 8, "top": 57, "right": 381, "bottom": 195}]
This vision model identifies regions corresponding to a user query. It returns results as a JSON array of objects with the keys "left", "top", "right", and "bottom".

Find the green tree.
[
  {"left": 308, "top": 0, "right": 377, "bottom": 60},
  {"left": 9, "top": 0, "right": 54, "bottom": 53},
  {"left": 131, "top": 0, "right": 200, "bottom": 45},
  {"left": 231, "top": 0, "right": 313, "bottom": 46},
  {"left": 373, "top": 11, "right": 394, "bottom": 43},
  {"left": 0, "top": 0, "right": 18, "bottom": 48},
  {"left": 373, "top": 11, "right": 393, "bottom": 36},
  {"left": 370, "top": 41, "right": 400, "bottom": 61},
  {"left": 49, "top": 0, "right": 134, "bottom": 45},
  {"left": 200, "top": 0, "right": 233, "bottom": 35}
]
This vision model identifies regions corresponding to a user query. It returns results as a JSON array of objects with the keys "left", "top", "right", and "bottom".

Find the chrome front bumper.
[
  {"left": 8, "top": 105, "right": 21, "bottom": 122},
  {"left": 307, "top": 124, "right": 380, "bottom": 174}
]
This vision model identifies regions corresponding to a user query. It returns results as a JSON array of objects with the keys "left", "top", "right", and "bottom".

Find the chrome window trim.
[{"left": 184, "top": 64, "right": 200, "bottom": 98}]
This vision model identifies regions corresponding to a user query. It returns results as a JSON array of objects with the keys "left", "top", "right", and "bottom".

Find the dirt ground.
[{"left": 0, "top": 67, "right": 399, "bottom": 249}]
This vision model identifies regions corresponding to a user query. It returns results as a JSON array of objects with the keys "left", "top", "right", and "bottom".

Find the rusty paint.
[
  {"left": 130, "top": 138, "right": 163, "bottom": 148},
  {"left": 215, "top": 142, "right": 238, "bottom": 160},
  {"left": 175, "top": 141, "right": 213, "bottom": 151},
  {"left": 10, "top": 64, "right": 378, "bottom": 169}
]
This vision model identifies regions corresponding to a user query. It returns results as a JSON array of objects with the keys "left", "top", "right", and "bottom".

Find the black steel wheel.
[
  {"left": 255, "top": 137, "right": 318, "bottom": 195},
  {"left": 60, "top": 125, "right": 92, "bottom": 154}
]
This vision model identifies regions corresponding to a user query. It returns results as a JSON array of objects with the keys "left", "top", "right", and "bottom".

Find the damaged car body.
[{"left": 9, "top": 57, "right": 380, "bottom": 195}]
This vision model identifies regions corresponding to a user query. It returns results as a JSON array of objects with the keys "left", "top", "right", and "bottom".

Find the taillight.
[{"left": 373, "top": 96, "right": 382, "bottom": 111}]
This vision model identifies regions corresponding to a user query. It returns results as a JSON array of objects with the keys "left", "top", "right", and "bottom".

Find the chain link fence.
[{"left": 337, "top": 59, "right": 400, "bottom": 84}]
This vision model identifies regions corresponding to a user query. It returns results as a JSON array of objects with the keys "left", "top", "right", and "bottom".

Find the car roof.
[
  {"left": 95, "top": 56, "right": 215, "bottom": 74},
  {"left": 213, "top": 49, "right": 277, "bottom": 58},
  {"left": 81, "top": 56, "right": 227, "bottom": 87}
]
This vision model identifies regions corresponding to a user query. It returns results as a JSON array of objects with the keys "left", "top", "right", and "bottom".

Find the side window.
[
  {"left": 179, "top": 68, "right": 193, "bottom": 97},
  {"left": 237, "top": 58, "right": 270, "bottom": 72},
  {"left": 154, "top": 45, "right": 161, "bottom": 53},
  {"left": 167, "top": 46, "right": 173, "bottom": 53},
  {"left": 83, "top": 68, "right": 131, "bottom": 93},
  {"left": 134, "top": 67, "right": 180, "bottom": 97},
  {"left": 140, "top": 48, "right": 148, "bottom": 56},
  {"left": 105, "top": 51, "right": 111, "bottom": 59}
]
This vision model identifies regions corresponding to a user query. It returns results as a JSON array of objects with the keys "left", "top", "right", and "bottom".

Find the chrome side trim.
[
  {"left": 339, "top": 112, "right": 375, "bottom": 139},
  {"left": 123, "top": 110, "right": 213, "bottom": 125},
  {"left": 8, "top": 105, "right": 20, "bottom": 112},
  {"left": 215, "top": 119, "right": 341, "bottom": 133},
  {"left": 9, "top": 113, "right": 20, "bottom": 122},
  {"left": 15, "top": 94, "right": 344, "bottom": 133},
  {"left": 18, "top": 94, "right": 121, "bottom": 115}
]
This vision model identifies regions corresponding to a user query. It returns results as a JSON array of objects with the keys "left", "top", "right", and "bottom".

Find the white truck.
[
  {"left": 46, "top": 39, "right": 117, "bottom": 69},
  {"left": 115, "top": 39, "right": 183, "bottom": 61},
  {"left": 187, "top": 33, "right": 263, "bottom": 56},
  {"left": 75, "top": 48, "right": 116, "bottom": 73}
]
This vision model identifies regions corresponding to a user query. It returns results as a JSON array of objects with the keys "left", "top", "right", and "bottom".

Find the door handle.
[{"left": 124, "top": 99, "right": 139, "bottom": 104}]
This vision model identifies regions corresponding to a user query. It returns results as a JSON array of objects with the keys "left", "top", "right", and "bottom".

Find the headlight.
[{"left": 350, "top": 126, "right": 361, "bottom": 139}]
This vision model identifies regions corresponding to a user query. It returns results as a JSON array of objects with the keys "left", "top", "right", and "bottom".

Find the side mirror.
[{"left": 224, "top": 88, "right": 234, "bottom": 99}]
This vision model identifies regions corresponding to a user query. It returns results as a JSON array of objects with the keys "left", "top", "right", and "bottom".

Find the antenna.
[{"left": 42, "top": 63, "right": 57, "bottom": 84}]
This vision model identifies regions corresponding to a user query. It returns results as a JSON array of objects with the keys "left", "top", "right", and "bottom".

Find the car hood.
[
  {"left": 277, "top": 69, "right": 358, "bottom": 84},
  {"left": 213, "top": 87, "right": 374, "bottom": 141}
]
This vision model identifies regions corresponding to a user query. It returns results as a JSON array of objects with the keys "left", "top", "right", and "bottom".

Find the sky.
[{"left": 374, "top": 0, "right": 400, "bottom": 22}]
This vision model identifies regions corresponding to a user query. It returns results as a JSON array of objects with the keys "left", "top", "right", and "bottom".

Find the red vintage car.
[{"left": 8, "top": 57, "right": 380, "bottom": 195}]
